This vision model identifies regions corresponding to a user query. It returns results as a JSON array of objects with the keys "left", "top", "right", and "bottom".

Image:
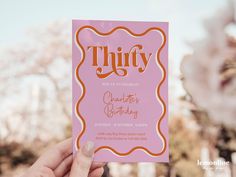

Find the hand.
[{"left": 21, "top": 138, "right": 105, "bottom": 177}]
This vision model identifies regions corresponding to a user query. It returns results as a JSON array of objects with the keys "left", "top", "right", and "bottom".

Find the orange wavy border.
[{"left": 74, "top": 25, "right": 167, "bottom": 156}]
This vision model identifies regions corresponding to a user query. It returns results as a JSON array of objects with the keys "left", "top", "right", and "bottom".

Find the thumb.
[{"left": 70, "top": 141, "right": 95, "bottom": 177}]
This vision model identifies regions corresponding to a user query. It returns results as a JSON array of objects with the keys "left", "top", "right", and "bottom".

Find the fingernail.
[{"left": 81, "top": 141, "right": 95, "bottom": 157}]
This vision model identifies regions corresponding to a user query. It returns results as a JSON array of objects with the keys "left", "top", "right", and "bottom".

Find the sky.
[
  {"left": 0, "top": 0, "right": 226, "bottom": 66},
  {"left": 0, "top": 0, "right": 227, "bottom": 96}
]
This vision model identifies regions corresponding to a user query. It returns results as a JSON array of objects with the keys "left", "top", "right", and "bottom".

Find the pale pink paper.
[{"left": 72, "top": 20, "right": 169, "bottom": 162}]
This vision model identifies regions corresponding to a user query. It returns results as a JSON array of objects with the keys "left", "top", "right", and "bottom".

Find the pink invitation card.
[{"left": 72, "top": 20, "right": 169, "bottom": 162}]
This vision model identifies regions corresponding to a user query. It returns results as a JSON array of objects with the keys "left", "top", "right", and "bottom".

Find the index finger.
[{"left": 34, "top": 138, "right": 72, "bottom": 169}]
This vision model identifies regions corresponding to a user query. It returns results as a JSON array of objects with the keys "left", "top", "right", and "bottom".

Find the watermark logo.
[{"left": 197, "top": 159, "right": 230, "bottom": 170}]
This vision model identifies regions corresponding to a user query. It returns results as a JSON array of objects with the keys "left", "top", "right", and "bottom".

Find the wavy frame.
[{"left": 74, "top": 25, "right": 167, "bottom": 157}]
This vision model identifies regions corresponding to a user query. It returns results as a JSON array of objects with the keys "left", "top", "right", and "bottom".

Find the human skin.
[{"left": 21, "top": 138, "right": 105, "bottom": 177}]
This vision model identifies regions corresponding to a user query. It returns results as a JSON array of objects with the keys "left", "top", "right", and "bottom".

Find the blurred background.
[{"left": 0, "top": 0, "right": 236, "bottom": 177}]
